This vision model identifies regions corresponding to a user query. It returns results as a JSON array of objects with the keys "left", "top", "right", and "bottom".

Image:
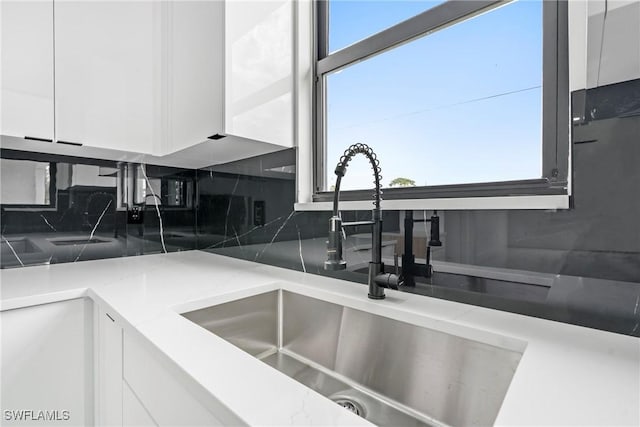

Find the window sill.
[{"left": 294, "top": 194, "right": 570, "bottom": 211}]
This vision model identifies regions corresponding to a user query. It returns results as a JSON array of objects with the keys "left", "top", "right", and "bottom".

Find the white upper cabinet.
[
  {"left": 3, "top": 0, "right": 297, "bottom": 164},
  {"left": 163, "top": 1, "right": 223, "bottom": 154},
  {"left": 225, "top": 0, "right": 294, "bottom": 148},
  {"left": 0, "top": 0, "right": 54, "bottom": 141},
  {"left": 54, "top": 1, "right": 160, "bottom": 153},
  {"left": 54, "top": 1, "right": 223, "bottom": 155}
]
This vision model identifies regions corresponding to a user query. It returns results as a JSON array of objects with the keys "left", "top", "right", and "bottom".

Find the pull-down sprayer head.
[{"left": 325, "top": 215, "right": 347, "bottom": 270}]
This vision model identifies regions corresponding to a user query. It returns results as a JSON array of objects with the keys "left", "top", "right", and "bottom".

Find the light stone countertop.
[{"left": 1, "top": 250, "right": 639, "bottom": 426}]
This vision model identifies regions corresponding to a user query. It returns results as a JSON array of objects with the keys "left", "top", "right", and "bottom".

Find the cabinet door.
[
  {"left": 0, "top": 299, "right": 93, "bottom": 426},
  {"left": 97, "top": 307, "right": 123, "bottom": 426},
  {"left": 123, "top": 332, "right": 227, "bottom": 426},
  {"left": 0, "top": 0, "right": 54, "bottom": 140},
  {"left": 225, "top": 0, "right": 294, "bottom": 147},
  {"left": 123, "top": 381, "right": 156, "bottom": 426},
  {"left": 162, "top": 1, "right": 223, "bottom": 155},
  {"left": 54, "top": 1, "right": 159, "bottom": 153}
]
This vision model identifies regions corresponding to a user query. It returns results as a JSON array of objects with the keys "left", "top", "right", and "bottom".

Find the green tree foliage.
[{"left": 388, "top": 177, "right": 416, "bottom": 187}]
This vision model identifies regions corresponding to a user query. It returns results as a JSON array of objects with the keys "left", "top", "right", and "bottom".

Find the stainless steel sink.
[{"left": 182, "top": 290, "right": 523, "bottom": 426}]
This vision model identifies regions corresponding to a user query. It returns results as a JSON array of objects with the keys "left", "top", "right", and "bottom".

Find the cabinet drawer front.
[
  {"left": 123, "top": 380, "right": 157, "bottom": 427},
  {"left": 122, "top": 332, "right": 227, "bottom": 426}
]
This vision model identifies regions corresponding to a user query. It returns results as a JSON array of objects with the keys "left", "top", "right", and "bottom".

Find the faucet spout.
[
  {"left": 331, "top": 143, "right": 382, "bottom": 217},
  {"left": 324, "top": 143, "right": 402, "bottom": 299}
]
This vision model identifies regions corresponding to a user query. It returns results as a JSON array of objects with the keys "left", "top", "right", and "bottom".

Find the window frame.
[{"left": 310, "top": 0, "right": 570, "bottom": 208}]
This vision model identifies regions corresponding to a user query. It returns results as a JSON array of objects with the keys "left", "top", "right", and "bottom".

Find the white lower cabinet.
[
  {"left": 0, "top": 298, "right": 93, "bottom": 426},
  {"left": 122, "top": 332, "right": 227, "bottom": 426},
  {"left": 122, "top": 381, "right": 156, "bottom": 427},
  {"left": 54, "top": 0, "right": 223, "bottom": 156},
  {"left": 1, "top": 299, "right": 240, "bottom": 427},
  {"left": 96, "top": 306, "right": 123, "bottom": 426},
  {"left": 94, "top": 309, "right": 238, "bottom": 426}
]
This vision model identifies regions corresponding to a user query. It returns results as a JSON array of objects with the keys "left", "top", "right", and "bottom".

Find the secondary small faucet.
[
  {"left": 324, "top": 143, "right": 402, "bottom": 299},
  {"left": 401, "top": 210, "right": 442, "bottom": 287}
]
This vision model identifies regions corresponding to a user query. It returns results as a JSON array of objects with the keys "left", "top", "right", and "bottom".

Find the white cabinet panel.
[
  {"left": 163, "top": 1, "right": 223, "bottom": 155},
  {"left": 96, "top": 307, "right": 123, "bottom": 427},
  {"left": 225, "top": 0, "right": 294, "bottom": 147},
  {"left": 54, "top": 1, "right": 159, "bottom": 153},
  {"left": 54, "top": 1, "right": 224, "bottom": 156},
  {"left": 123, "top": 332, "right": 225, "bottom": 426},
  {"left": 0, "top": 299, "right": 93, "bottom": 426},
  {"left": 123, "top": 381, "right": 156, "bottom": 427},
  {"left": 0, "top": 0, "right": 54, "bottom": 140},
  {"left": 3, "top": 0, "right": 296, "bottom": 162}
]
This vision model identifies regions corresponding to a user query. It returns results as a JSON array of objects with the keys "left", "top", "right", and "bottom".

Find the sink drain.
[{"left": 332, "top": 398, "right": 365, "bottom": 418}]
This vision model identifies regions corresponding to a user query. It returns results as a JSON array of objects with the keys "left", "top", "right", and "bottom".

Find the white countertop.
[{"left": 1, "top": 251, "right": 639, "bottom": 426}]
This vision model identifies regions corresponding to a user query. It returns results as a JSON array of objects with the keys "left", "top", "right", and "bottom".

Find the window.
[
  {"left": 329, "top": 1, "right": 447, "bottom": 53},
  {"left": 312, "top": 0, "right": 569, "bottom": 208}
]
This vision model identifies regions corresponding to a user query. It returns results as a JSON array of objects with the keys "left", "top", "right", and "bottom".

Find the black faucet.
[
  {"left": 324, "top": 143, "right": 402, "bottom": 299},
  {"left": 401, "top": 210, "right": 442, "bottom": 287}
]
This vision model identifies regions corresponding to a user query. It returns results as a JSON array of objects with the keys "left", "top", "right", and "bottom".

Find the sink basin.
[{"left": 182, "top": 290, "right": 523, "bottom": 426}]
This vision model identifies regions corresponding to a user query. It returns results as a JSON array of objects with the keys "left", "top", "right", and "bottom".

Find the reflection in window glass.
[
  {"left": 146, "top": 178, "right": 163, "bottom": 206},
  {"left": 326, "top": 0, "right": 542, "bottom": 191},
  {"left": 329, "top": 0, "right": 446, "bottom": 53}
]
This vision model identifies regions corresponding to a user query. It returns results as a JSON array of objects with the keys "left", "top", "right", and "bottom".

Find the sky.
[{"left": 325, "top": 0, "right": 543, "bottom": 191}]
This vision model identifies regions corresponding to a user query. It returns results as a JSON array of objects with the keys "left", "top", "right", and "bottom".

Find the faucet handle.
[
  {"left": 374, "top": 271, "right": 403, "bottom": 290},
  {"left": 394, "top": 249, "right": 399, "bottom": 276}
]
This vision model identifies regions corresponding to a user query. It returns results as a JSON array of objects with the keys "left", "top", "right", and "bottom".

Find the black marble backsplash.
[
  {"left": 2, "top": 80, "right": 639, "bottom": 338},
  {"left": 1, "top": 149, "right": 197, "bottom": 267},
  {"left": 581, "top": 78, "right": 640, "bottom": 122}
]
